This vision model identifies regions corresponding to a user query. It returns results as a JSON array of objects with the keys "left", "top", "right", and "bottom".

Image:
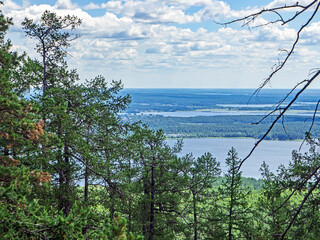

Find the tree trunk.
[
  {"left": 193, "top": 191, "right": 198, "bottom": 240},
  {"left": 84, "top": 164, "right": 88, "bottom": 202},
  {"left": 128, "top": 158, "right": 132, "bottom": 232},
  {"left": 41, "top": 41, "right": 47, "bottom": 95},
  {"left": 142, "top": 180, "right": 149, "bottom": 237},
  {"left": 84, "top": 126, "right": 90, "bottom": 203},
  {"left": 57, "top": 120, "right": 64, "bottom": 213},
  {"left": 63, "top": 144, "right": 71, "bottom": 216},
  {"left": 149, "top": 156, "right": 156, "bottom": 240},
  {"left": 228, "top": 166, "right": 235, "bottom": 240}
]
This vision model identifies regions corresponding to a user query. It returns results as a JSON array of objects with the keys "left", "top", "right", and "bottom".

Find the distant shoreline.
[{"left": 165, "top": 136, "right": 304, "bottom": 142}]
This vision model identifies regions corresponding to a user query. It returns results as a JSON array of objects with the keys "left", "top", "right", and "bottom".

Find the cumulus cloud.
[
  {"left": 79, "top": 12, "right": 149, "bottom": 39},
  {"left": 165, "top": 0, "right": 212, "bottom": 7},
  {"left": 145, "top": 42, "right": 171, "bottom": 54},
  {"left": 256, "top": 25, "right": 296, "bottom": 41},
  {"left": 2, "top": 0, "right": 22, "bottom": 12},
  {"left": 83, "top": 2, "right": 101, "bottom": 10},
  {"left": 55, "top": 0, "right": 78, "bottom": 9},
  {"left": 81, "top": 52, "right": 105, "bottom": 60},
  {"left": 304, "top": 21, "right": 320, "bottom": 38},
  {"left": 266, "top": 0, "right": 313, "bottom": 9},
  {"left": 194, "top": 1, "right": 231, "bottom": 21},
  {"left": 99, "top": 0, "right": 236, "bottom": 24},
  {"left": 102, "top": 1, "right": 196, "bottom": 24},
  {"left": 3, "top": 0, "right": 315, "bottom": 88},
  {"left": 22, "top": 0, "right": 30, "bottom": 8}
]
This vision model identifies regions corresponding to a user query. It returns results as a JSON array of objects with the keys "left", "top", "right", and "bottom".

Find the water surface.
[{"left": 166, "top": 138, "right": 309, "bottom": 179}]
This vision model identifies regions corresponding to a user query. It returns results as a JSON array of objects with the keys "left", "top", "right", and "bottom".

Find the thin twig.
[
  {"left": 253, "top": 1, "right": 320, "bottom": 96},
  {"left": 281, "top": 176, "right": 320, "bottom": 239},
  {"left": 238, "top": 70, "right": 320, "bottom": 171},
  {"left": 299, "top": 99, "right": 320, "bottom": 150}
]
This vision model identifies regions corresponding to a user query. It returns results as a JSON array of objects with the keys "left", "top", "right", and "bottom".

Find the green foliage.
[
  {"left": 126, "top": 126, "right": 188, "bottom": 239},
  {"left": 127, "top": 114, "right": 319, "bottom": 140},
  {"left": 218, "top": 148, "right": 255, "bottom": 239},
  {"left": 0, "top": 1, "right": 12, "bottom": 48},
  {"left": 255, "top": 162, "right": 293, "bottom": 240},
  {"left": 182, "top": 152, "right": 221, "bottom": 239},
  {"left": 3, "top": 4, "right": 320, "bottom": 240},
  {"left": 0, "top": 165, "right": 141, "bottom": 240},
  {"left": 0, "top": 7, "right": 141, "bottom": 239},
  {"left": 22, "top": 10, "right": 81, "bottom": 69},
  {"left": 275, "top": 139, "right": 320, "bottom": 239}
]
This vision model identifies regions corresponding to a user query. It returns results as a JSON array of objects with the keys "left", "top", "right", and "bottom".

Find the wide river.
[{"left": 166, "top": 138, "right": 309, "bottom": 179}]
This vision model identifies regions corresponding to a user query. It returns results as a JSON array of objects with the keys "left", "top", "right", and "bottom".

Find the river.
[{"left": 166, "top": 138, "right": 309, "bottom": 179}]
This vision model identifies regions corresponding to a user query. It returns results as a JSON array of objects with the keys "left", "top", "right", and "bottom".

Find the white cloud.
[
  {"left": 3, "top": 0, "right": 316, "bottom": 88},
  {"left": 101, "top": 1, "right": 122, "bottom": 12},
  {"left": 190, "top": 41, "right": 221, "bottom": 51},
  {"left": 55, "top": 0, "right": 77, "bottom": 10},
  {"left": 266, "top": 0, "right": 313, "bottom": 9},
  {"left": 256, "top": 24, "right": 296, "bottom": 41},
  {"left": 304, "top": 21, "right": 320, "bottom": 37},
  {"left": 83, "top": 2, "right": 101, "bottom": 10},
  {"left": 81, "top": 52, "right": 105, "bottom": 60},
  {"left": 78, "top": 12, "right": 148, "bottom": 39},
  {"left": 145, "top": 42, "right": 172, "bottom": 54},
  {"left": 22, "top": 0, "right": 30, "bottom": 8},
  {"left": 103, "top": 1, "right": 194, "bottom": 24},
  {"left": 90, "top": 39, "right": 113, "bottom": 49},
  {"left": 7, "top": 4, "right": 53, "bottom": 30},
  {"left": 2, "top": 0, "right": 21, "bottom": 12},
  {"left": 100, "top": 0, "right": 235, "bottom": 24},
  {"left": 111, "top": 48, "right": 137, "bottom": 60},
  {"left": 194, "top": 1, "right": 230, "bottom": 21},
  {"left": 165, "top": 0, "right": 212, "bottom": 7}
]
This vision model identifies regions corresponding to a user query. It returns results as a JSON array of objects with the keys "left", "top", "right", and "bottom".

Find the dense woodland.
[
  {"left": 126, "top": 114, "right": 320, "bottom": 140},
  {"left": 2, "top": 4, "right": 320, "bottom": 240}
]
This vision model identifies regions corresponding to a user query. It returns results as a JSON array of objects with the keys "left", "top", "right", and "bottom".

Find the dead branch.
[
  {"left": 219, "top": 1, "right": 318, "bottom": 27},
  {"left": 239, "top": 70, "right": 320, "bottom": 171},
  {"left": 281, "top": 175, "right": 320, "bottom": 239},
  {"left": 253, "top": 1, "right": 320, "bottom": 96},
  {"left": 299, "top": 99, "right": 320, "bottom": 149}
]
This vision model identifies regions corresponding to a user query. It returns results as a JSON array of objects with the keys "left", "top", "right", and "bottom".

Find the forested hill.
[{"left": 122, "top": 88, "right": 320, "bottom": 113}]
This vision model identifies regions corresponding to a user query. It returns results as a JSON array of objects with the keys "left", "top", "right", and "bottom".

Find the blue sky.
[{"left": 2, "top": 0, "right": 320, "bottom": 88}]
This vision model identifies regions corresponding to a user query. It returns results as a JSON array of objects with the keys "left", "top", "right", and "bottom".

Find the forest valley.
[{"left": 2, "top": 4, "right": 320, "bottom": 240}]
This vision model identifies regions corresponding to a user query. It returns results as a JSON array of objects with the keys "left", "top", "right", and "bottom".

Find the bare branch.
[
  {"left": 281, "top": 115, "right": 290, "bottom": 139},
  {"left": 252, "top": 108, "right": 284, "bottom": 125},
  {"left": 218, "top": 1, "right": 318, "bottom": 27},
  {"left": 271, "top": 164, "right": 320, "bottom": 215},
  {"left": 260, "top": 2, "right": 319, "bottom": 89},
  {"left": 299, "top": 99, "right": 320, "bottom": 149},
  {"left": 307, "top": 99, "right": 320, "bottom": 135},
  {"left": 239, "top": 70, "right": 320, "bottom": 171},
  {"left": 281, "top": 176, "right": 320, "bottom": 239}
]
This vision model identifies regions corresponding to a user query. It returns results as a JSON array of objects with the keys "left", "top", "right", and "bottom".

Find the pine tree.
[
  {"left": 183, "top": 152, "right": 221, "bottom": 239},
  {"left": 128, "top": 126, "right": 187, "bottom": 239},
  {"left": 1, "top": 5, "right": 142, "bottom": 238},
  {"left": 274, "top": 139, "right": 320, "bottom": 239},
  {"left": 255, "top": 162, "right": 292, "bottom": 240},
  {"left": 218, "top": 147, "right": 254, "bottom": 239},
  {"left": 22, "top": 10, "right": 81, "bottom": 95}
]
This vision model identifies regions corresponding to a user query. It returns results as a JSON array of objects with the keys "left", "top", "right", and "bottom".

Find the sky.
[{"left": 2, "top": 0, "right": 320, "bottom": 88}]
